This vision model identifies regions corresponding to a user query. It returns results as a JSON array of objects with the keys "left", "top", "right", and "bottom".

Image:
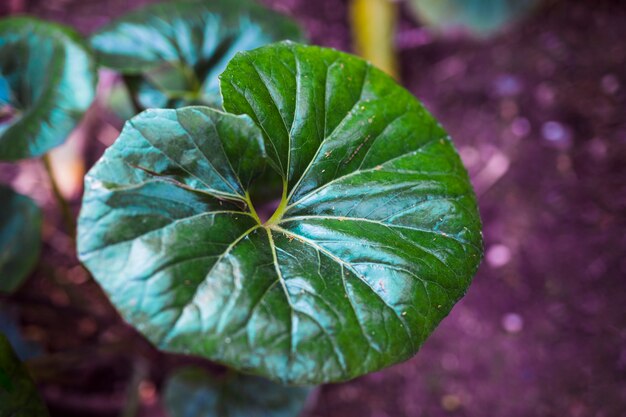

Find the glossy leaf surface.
[
  {"left": 0, "top": 186, "right": 42, "bottom": 294},
  {"left": 164, "top": 367, "right": 310, "bottom": 417},
  {"left": 90, "top": 0, "right": 304, "bottom": 110},
  {"left": 78, "top": 42, "right": 482, "bottom": 384},
  {"left": 408, "top": 0, "right": 538, "bottom": 37},
  {"left": 0, "top": 17, "right": 96, "bottom": 160},
  {"left": 0, "top": 334, "right": 49, "bottom": 417}
]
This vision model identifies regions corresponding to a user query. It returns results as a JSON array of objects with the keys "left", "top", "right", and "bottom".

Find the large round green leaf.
[
  {"left": 90, "top": 0, "right": 305, "bottom": 110},
  {"left": 408, "top": 0, "right": 539, "bottom": 37},
  {"left": 0, "top": 334, "right": 49, "bottom": 417},
  {"left": 0, "top": 186, "right": 42, "bottom": 294},
  {"left": 0, "top": 17, "right": 96, "bottom": 161},
  {"left": 78, "top": 42, "right": 483, "bottom": 385},
  {"left": 164, "top": 367, "right": 310, "bottom": 417}
]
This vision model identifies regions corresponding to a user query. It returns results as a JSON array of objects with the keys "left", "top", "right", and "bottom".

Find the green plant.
[
  {"left": 90, "top": 0, "right": 305, "bottom": 114},
  {"left": 78, "top": 41, "right": 483, "bottom": 386},
  {"left": 0, "top": 7, "right": 483, "bottom": 416},
  {"left": 0, "top": 16, "right": 96, "bottom": 293}
]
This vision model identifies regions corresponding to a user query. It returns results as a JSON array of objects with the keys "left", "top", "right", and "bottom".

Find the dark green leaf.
[
  {"left": 90, "top": 0, "right": 305, "bottom": 110},
  {"left": 408, "top": 0, "right": 539, "bottom": 37},
  {"left": 78, "top": 42, "right": 483, "bottom": 385},
  {"left": 0, "top": 334, "right": 49, "bottom": 417},
  {"left": 0, "top": 17, "right": 96, "bottom": 160},
  {"left": 164, "top": 367, "right": 310, "bottom": 417},
  {"left": 0, "top": 186, "right": 42, "bottom": 294}
]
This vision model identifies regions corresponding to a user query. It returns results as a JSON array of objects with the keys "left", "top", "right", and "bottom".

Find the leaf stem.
[
  {"left": 245, "top": 191, "right": 261, "bottom": 224},
  {"left": 265, "top": 181, "right": 288, "bottom": 226},
  {"left": 42, "top": 153, "right": 76, "bottom": 240}
]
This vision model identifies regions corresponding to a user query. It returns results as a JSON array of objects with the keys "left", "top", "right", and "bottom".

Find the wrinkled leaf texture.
[{"left": 78, "top": 42, "right": 483, "bottom": 385}]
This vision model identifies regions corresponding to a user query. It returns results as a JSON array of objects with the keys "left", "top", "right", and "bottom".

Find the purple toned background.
[{"left": 1, "top": 0, "right": 625, "bottom": 416}]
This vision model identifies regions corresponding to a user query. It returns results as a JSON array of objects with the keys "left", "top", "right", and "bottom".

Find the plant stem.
[
  {"left": 245, "top": 191, "right": 261, "bottom": 224},
  {"left": 350, "top": 0, "right": 399, "bottom": 79},
  {"left": 42, "top": 153, "right": 76, "bottom": 240}
]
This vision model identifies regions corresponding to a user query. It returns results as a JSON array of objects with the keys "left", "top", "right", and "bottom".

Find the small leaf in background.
[
  {"left": 164, "top": 367, "right": 310, "bottom": 417},
  {"left": 408, "top": 0, "right": 540, "bottom": 37},
  {"left": 0, "top": 334, "right": 49, "bottom": 417},
  {"left": 0, "top": 17, "right": 96, "bottom": 161},
  {"left": 78, "top": 42, "right": 483, "bottom": 385},
  {"left": 0, "top": 185, "right": 42, "bottom": 294},
  {"left": 90, "top": 0, "right": 305, "bottom": 112}
]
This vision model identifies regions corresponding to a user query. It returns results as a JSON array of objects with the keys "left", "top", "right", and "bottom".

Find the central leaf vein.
[{"left": 265, "top": 227, "right": 297, "bottom": 367}]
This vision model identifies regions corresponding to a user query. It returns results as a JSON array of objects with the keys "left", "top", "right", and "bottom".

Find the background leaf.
[
  {"left": 90, "top": 0, "right": 305, "bottom": 110},
  {"left": 164, "top": 367, "right": 310, "bottom": 417},
  {"left": 0, "top": 185, "right": 42, "bottom": 294},
  {"left": 0, "top": 16, "right": 96, "bottom": 160},
  {"left": 79, "top": 43, "right": 482, "bottom": 385},
  {"left": 0, "top": 334, "right": 49, "bottom": 417},
  {"left": 408, "top": 0, "right": 539, "bottom": 37}
]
